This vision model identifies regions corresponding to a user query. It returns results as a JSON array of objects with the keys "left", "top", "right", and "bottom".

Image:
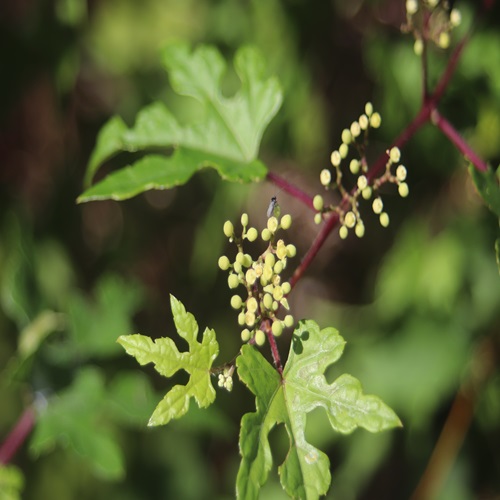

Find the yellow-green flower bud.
[
  {"left": 272, "top": 321, "right": 283, "bottom": 337},
  {"left": 389, "top": 146, "right": 401, "bottom": 163},
  {"left": 320, "top": 169, "right": 331, "bottom": 186},
  {"left": 246, "top": 227, "right": 258, "bottom": 242},
  {"left": 263, "top": 293, "right": 273, "bottom": 310},
  {"left": 313, "top": 194, "right": 324, "bottom": 211},
  {"left": 264, "top": 253, "right": 275, "bottom": 267},
  {"left": 339, "top": 143, "right": 348, "bottom": 158},
  {"left": 272, "top": 300, "right": 279, "bottom": 311},
  {"left": 359, "top": 114, "right": 369, "bottom": 130},
  {"left": 398, "top": 182, "right": 409, "bottom": 198},
  {"left": 245, "top": 311, "right": 256, "bottom": 327},
  {"left": 284, "top": 315, "right": 294, "bottom": 328},
  {"left": 247, "top": 297, "right": 258, "bottom": 313},
  {"left": 235, "top": 252, "right": 244, "bottom": 265},
  {"left": 406, "top": 0, "right": 418, "bottom": 15},
  {"left": 349, "top": 159, "right": 359, "bottom": 174},
  {"left": 230, "top": 295, "right": 242, "bottom": 309},
  {"left": 330, "top": 150, "right": 341, "bottom": 167},
  {"left": 341, "top": 128, "right": 352, "bottom": 145},
  {"left": 281, "top": 282, "right": 291, "bottom": 295},
  {"left": 253, "top": 263, "right": 263, "bottom": 277},
  {"left": 267, "top": 216, "right": 278, "bottom": 233},
  {"left": 414, "top": 38, "right": 423, "bottom": 56},
  {"left": 276, "top": 244, "right": 287, "bottom": 260},
  {"left": 241, "top": 328, "right": 251, "bottom": 342},
  {"left": 280, "top": 297, "right": 290, "bottom": 310},
  {"left": 379, "top": 212, "right": 390, "bottom": 227},
  {"left": 314, "top": 213, "right": 323, "bottom": 225},
  {"left": 362, "top": 186, "right": 372, "bottom": 199},
  {"left": 255, "top": 329, "right": 266, "bottom": 346},
  {"left": 357, "top": 175, "right": 368, "bottom": 190},
  {"left": 370, "top": 112, "right": 382, "bottom": 128},
  {"left": 274, "top": 261, "right": 284, "bottom": 275},
  {"left": 238, "top": 312, "right": 246, "bottom": 325},
  {"left": 372, "top": 197, "right": 383, "bottom": 214},
  {"left": 223, "top": 220, "right": 234, "bottom": 238},
  {"left": 280, "top": 214, "right": 292, "bottom": 230},
  {"left": 339, "top": 225, "right": 348, "bottom": 239},
  {"left": 262, "top": 264, "right": 273, "bottom": 281},
  {"left": 439, "top": 32, "right": 450, "bottom": 49},
  {"left": 350, "top": 121, "right": 361, "bottom": 138},
  {"left": 396, "top": 165, "right": 407, "bottom": 181},
  {"left": 246, "top": 268, "right": 257, "bottom": 285},
  {"left": 355, "top": 222, "right": 365, "bottom": 238},
  {"left": 365, "top": 102, "right": 373, "bottom": 117},
  {"left": 261, "top": 228, "right": 272, "bottom": 241},
  {"left": 273, "top": 286, "right": 284, "bottom": 301},
  {"left": 233, "top": 261, "right": 242, "bottom": 274},
  {"left": 241, "top": 213, "right": 249, "bottom": 227},
  {"left": 450, "top": 8, "right": 461, "bottom": 27},
  {"left": 228, "top": 273, "right": 239, "bottom": 289},
  {"left": 286, "top": 244, "right": 297, "bottom": 258},
  {"left": 218, "top": 255, "right": 230, "bottom": 270},
  {"left": 344, "top": 211, "right": 356, "bottom": 228},
  {"left": 242, "top": 254, "right": 253, "bottom": 268},
  {"left": 272, "top": 274, "right": 281, "bottom": 287}
]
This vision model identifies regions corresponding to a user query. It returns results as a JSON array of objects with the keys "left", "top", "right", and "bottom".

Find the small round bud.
[
  {"left": 246, "top": 227, "right": 258, "bottom": 242},
  {"left": 235, "top": 252, "right": 245, "bottom": 265},
  {"left": 359, "top": 114, "right": 369, "bottom": 130},
  {"left": 241, "top": 328, "right": 251, "bottom": 342},
  {"left": 218, "top": 255, "right": 230, "bottom": 270},
  {"left": 272, "top": 321, "right": 283, "bottom": 337},
  {"left": 313, "top": 195, "right": 324, "bottom": 211},
  {"left": 243, "top": 254, "right": 253, "bottom": 268},
  {"left": 362, "top": 186, "right": 372, "bottom": 199},
  {"left": 357, "top": 175, "right": 368, "bottom": 190},
  {"left": 370, "top": 112, "right": 382, "bottom": 128},
  {"left": 439, "top": 32, "right": 450, "bottom": 49},
  {"left": 349, "top": 159, "right": 360, "bottom": 175},
  {"left": 280, "top": 297, "right": 289, "bottom": 310},
  {"left": 450, "top": 8, "right": 461, "bottom": 27},
  {"left": 261, "top": 228, "right": 272, "bottom": 241},
  {"left": 263, "top": 293, "right": 273, "bottom": 310},
  {"left": 284, "top": 315, "right": 294, "bottom": 328},
  {"left": 379, "top": 212, "right": 390, "bottom": 227},
  {"left": 255, "top": 330, "right": 266, "bottom": 346},
  {"left": 245, "top": 268, "right": 257, "bottom": 285},
  {"left": 406, "top": 0, "right": 418, "bottom": 15},
  {"left": 355, "top": 222, "right": 365, "bottom": 238},
  {"left": 281, "top": 282, "right": 291, "bottom": 295},
  {"left": 272, "top": 273, "right": 281, "bottom": 286},
  {"left": 224, "top": 378, "right": 233, "bottom": 392},
  {"left": 344, "top": 211, "right": 356, "bottom": 228},
  {"left": 389, "top": 147, "right": 401, "bottom": 163},
  {"left": 253, "top": 263, "right": 263, "bottom": 277},
  {"left": 414, "top": 38, "right": 423, "bottom": 56},
  {"left": 339, "top": 143, "right": 349, "bottom": 158},
  {"left": 280, "top": 214, "right": 292, "bottom": 230},
  {"left": 286, "top": 244, "right": 297, "bottom": 258},
  {"left": 314, "top": 213, "right": 323, "bottom": 225},
  {"left": 241, "top": 213, "right": 249, "bottom": 227},
  {"left": 233, "top": 261, "right": 242, "bottom": 274},
  {"left": 341, "top": 129, "right": 352, "bottom": 145},
  {"left": 223, "top": 220, "right": 234, "bottom": 238},
  {"left": 247, "top": 297, "right": 258, "bottom": 313},
  {"left": 372, "top": 197, "right": 384, "bottom": 214},
  {"left": 238, "top": 312, "right": 246, "bottom": 325},
  {"left": 274, "top": 261, "right": 284, "bottom": 275},
  {"left": 230, "top": 295, "right": 242, "bottom": 309},
  {"left": 320, "top": 169, "right": 332, "bottom": 186},
  {"left": 262, "top": 264, "right": 273, "bottom": 282},
  {"left": 267, "top": 216, "right": 279, "bottom": 233},
  {"left": 398, "top": 182, "right": 409, "bottom": 198},
  {"left": 245, "top": 311, "right": 256, "bottom": 327},
  {"left": 396, "top": 165, "right": 407, "bottom": 181},
  {"left": 273, "top": 286, "right": 284, "bottom": 301},
  {"left": 339, "top": 225, "right": 348, "bottom": 239},
  {"left": 350, "top": 121, "right": 361, "bottom": 138},
  {"left": 265, "top": 253, "right": 276, "bottom": 267},
  {"left": 330, "top": 150, "right": 341, "bottom": 167},
  {"left": 276, "top": 245, "right": 287, "bottom": 261},
  {"left": 228, "top": 273, "right": 239, "bottom": 289},
  {"left": 272, "top": 301, "right": 279, "bottom": 311},
  {"left": 365, "top": 102, "right": 373, "bottom": 116}
]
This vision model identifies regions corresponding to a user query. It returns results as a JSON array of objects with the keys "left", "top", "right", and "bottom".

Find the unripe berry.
[
  {"left": 218, "top": 255, "right": 230, "bottom": 270},
  {"left": 359, "top": 114, "right": 369, "bottom": 130},
  {"left": 286, "top": 244, "right": 297, "bottom": 258},
  {"left": 320, "top": 169, "right": 331, "bottom": 186},
  {"left": 379, "top": 212, "right": 390, "bottom": 227},
  {"left": 339, "top": 225, "right": 348, "bottom": 239},
  {"left": 242, "top": 254, "right": 253, "bottom": 268},
  {"left": 349, "top": 159, "right": 360, "bottom": 175},
  {"left": 365, "top": 102, "right": 373, "bottom": 116},
  {"left": 238, "top": 312, "right": 245, "bottom": 325},
  {"left": 274, "top": 261, "right": 284, "bottom": 274},
  {"left": 344, "top": 211, "right": 356, "bottom": 228},
  {"left": 280, "top": 214, "right": 292, "bottom": 230},
  {"left": 370, "top": 112, "right": 382, "bottom": 128},
  {"left": 241, "top": 213, "right": 249, "bottom": 227},
  {"left": 265, "top": 253, "right": 276, "bottom": 267},
  {"left": 398, "top": 182, "right": 409, "bottom": 198},
  {"left": 230, "top": 295, "right": 242, "bottom": 309},
  {"left": 355, "top": 222, "right": 365, "bottom": 238},
  {"left": 246, "top": 227, "right": 258, "bottom": 242},
  {"left": 255, "top": 329, "right": 266, "bottom": 346},
  {"left": 339, "top": 143, "right": 349, "bottom": 158},
  {"left": 223, "top": 220, "right": 234, "bottom": 238},
  {"left": 341, "top": 128, "right": 352, "bottom": 145},
  {"left": 263, "top": 293, "right": 273, "bottom": 310},
  {"left": 281, "top": 281, "right": 291, "bottom": 295},
  {"left": 261, "top": 228, "right": 272, "bottom": 241},
  {"left": 357, "top": 175, "right": 368, "bottom": 190},
  {"left": 389, "top": 147, "right": 401, "bottom": 163},
  {"left": 362, "top": 187, "right": 372, "bottom": 199},
  {"left": 350, "top": 121, "right": 361, "bottom": 138},
  {"left": 313, "top": 195, "right": 324, "bottom": 211},
  {"left": 396, "top": 165, "right": 407, "bottom": 181},
  {"left": 284, "top": 315, "right": 294, "bottom": 328},
  {"left": 330, "top": 150, "right": 341, "bottom": 167},
  {"left": 267, "top": 216, "right": 278, "bottom": 233},
  {"left": 241, "top": 329, "right": 251, "bottom": 342},
  {"left": 235, "top": 252, "right": 245, "bottom": 265},
  {"left": 372, "top": 197, "right": 383, "bottom": 214},
  {"left": 272, "top": 321, "right": 283, "bottom": 337},
  {"left": 228, "top": 273, "right": 239, "bottom": 289}
]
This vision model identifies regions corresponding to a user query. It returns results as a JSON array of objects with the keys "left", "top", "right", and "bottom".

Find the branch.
[
  {"left": 267, "top": 171, "right": 315, "bottom": 211},
  {"left": 0, "top": 406, "right": 36, "bottom": 464}
]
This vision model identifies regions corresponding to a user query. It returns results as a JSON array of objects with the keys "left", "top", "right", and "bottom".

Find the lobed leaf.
[
  {"left": 117, "top": 295, "right": 219, "bottom": 426},
  {"left": 236, "top": 319, "right": 401, "bottom": 499},
  {"left": 79, "top": 43, "right": 282, "bottom": 202}
]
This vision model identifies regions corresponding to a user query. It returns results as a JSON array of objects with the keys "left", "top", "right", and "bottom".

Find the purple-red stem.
[
  {"left": 0, "top": 406, "right": 36, "bottom": 465},
  {"left": 266, "top": 171, "right": 315, "bottom": 210}
]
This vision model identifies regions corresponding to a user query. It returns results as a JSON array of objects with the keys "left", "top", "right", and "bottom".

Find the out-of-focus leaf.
[
  {"left": 118, "top": 295, "right": 219, "bottom": 426},
  {"left": 0, "top": 465, "right": 24, "bottom": 500},
  {"left": 469, "top": 164, "right": 500, "bottom": 217},
  {"left": 30, "top": 368, "right": 124, "bottom": 481},
  {"left": 236, "top": 320, "right": 401, "bottom": 499},
  {"left": 78, "top": 43, "right": 282, "bottom": 202}
]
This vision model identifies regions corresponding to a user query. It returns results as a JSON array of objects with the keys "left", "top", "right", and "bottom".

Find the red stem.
[
  {"left": 267, "top": 171, "right": 315, "bottom": 210},
  {"left": 0, "top": 407, "right": 36, "bottom": 464}
]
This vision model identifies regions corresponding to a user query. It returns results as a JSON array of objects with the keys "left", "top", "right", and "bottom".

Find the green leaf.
[
  {"left": 0, "top": 465, "right": 24, "bottom": 500},
  {"left": 469, "top": 164, "right": 500, "bottom": 217},
  {"left": 78, "top": 43, "right": 282, "bottom": 202},
  {"left": 30, "top": 368, "right": 124, "bottom": 481},
  {"left": 117, "top": 295, "right": 219, "bottom": 426},
  {"left": 236, "top": 320, "right": 401, "bottom": 499}
]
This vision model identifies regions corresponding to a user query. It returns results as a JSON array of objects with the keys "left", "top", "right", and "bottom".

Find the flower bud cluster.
[
  {"left": 219, "top": 213, "right": 296, "bottom": 346},
  {"left": 314, "top": 104, "right": 410, "bottom": 239},
  {"left": 404, "top": 0, "right": 461, "bottom": 53},
  {"left": 217, "top": 365, "right": 234, "bottom": 392}
]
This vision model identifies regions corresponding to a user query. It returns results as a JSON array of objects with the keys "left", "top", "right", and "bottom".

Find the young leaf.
[
  {"left": 117, "top": 295, "right": 219, "bottom": 426},
  {"left": 236, "top": 319, "right": 401, "bottom": 499},
  {"left": 78, "top": 43, "right": 282, "bottom": 202},
  {"left": 469, "top": 164, "right": 500, "bottom": 217}
]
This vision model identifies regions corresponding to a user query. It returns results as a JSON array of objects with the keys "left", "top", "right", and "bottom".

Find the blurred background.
[{"left": 1, "top": 0, "right": 499, "bottom": 498}]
